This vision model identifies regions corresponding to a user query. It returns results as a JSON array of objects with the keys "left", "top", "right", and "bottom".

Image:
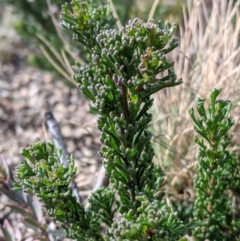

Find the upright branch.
[
  {"left": 189, "top": 89, "right": 240, "bottom": 240},
  {"left": 69, "top": 1, "right": 186, "bottom": 238},
  {"left": 73, "top": 17, "right": 181, "bottom": 210}
]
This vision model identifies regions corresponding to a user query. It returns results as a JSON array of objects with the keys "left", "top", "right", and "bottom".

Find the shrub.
[{"left": 1, "top": 0, "right": 240, "bottom": 240}]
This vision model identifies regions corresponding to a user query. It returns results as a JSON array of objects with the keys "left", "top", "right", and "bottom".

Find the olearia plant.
[
  {"left": 12, "top": 0, "right": 189, "bottom": 240},
  {"left": 189, "top": 88, "right": 240, "bottom": 241}
]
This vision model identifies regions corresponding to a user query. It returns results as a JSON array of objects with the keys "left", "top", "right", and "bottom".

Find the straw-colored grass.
[{"left": 151, "top": 0, "right": 240, "bottom": 196}]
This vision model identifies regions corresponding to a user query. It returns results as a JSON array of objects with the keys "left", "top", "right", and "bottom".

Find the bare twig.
[
  {"left": 92, "top": 164, "right": 109, "bottom": 191},
  {"left": 61, "top": 48, "right": 74, "bottom": 76},
  {"left": 39, "top": 45, "right": 77, "bottom": 86},
  {"left": 85, "top": 164, "right": 109, "bottom": 209},
  {"left": 36, "top": 33, "right": 66, "bottom": 68}
]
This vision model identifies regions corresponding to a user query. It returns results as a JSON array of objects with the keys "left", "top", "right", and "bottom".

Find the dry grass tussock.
[{"left": 152, "top": 0, "right": 240, "bottom": 196}]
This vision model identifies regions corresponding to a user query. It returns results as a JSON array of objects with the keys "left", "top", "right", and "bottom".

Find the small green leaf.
[
  {"left": 21, "top": 149, "right": 35, "bottom": 164},
  {"left": 196, "top": 98, "right": 207, "bottom": 119},
  {"left": 210, "top": 88, "right": 221, "bottom": 117},
  {"left": 55, "top": 209, "right": 65, "bottom": 216}
]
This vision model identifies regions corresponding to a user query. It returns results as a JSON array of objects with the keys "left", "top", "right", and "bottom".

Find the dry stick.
[
  {"left": 39, "top": 45, "right": 77, "bottom": 87},
  {"left": 85, "top": 164, "right": 109, "bottom": 210},
  {"left": 44, "top": 111, "right": 81, "bottom": 203},
  {"left": 148, "top": 0, "right": 160, "bottom": 22},
  {"left": 61, "top": 49, "right": 75, "bottom": 76},
  {"left": 36, "top": 33, "right": 66, "bottom": 69},
  {"left": 92, "top": 164, "right": 109, "bottom": 191}
]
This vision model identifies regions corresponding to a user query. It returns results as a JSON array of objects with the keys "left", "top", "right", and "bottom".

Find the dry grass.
[{"left": 151, "top": 0, "right": 240, "bottom": 195}]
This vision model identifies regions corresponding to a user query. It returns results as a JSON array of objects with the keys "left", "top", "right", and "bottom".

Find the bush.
[{"left": 1, "top": 0, "right": 240, "bottom": 240}]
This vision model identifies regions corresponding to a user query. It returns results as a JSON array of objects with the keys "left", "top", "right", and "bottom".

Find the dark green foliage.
[
  {"left": 74, "top": 18, "right": 181, "bottom": 217},
  {"left": 0, "top": 152, "right": 65, "bottom": 240},
  {"left": 88, "top": 188, "right": 115, "bottom": 227},
  {"left": 106, "top": 197, "right": 186, "bottom": 241},
  {"left": 189, "top": 89, "right": 240, "bottom": 240},
  {"left": 15, "top": 140, "right": 87, "bottom": 238},
  {"left": 63, "top": 1, "right": 186, "bottom": 238},
  {"left": 172, "top": 199, "right": 194, "bottom": 225},
  {"left": 74, "top": 17, "right": 180, "bottom": 110},
  {"left": 13, "top": 0, "right": 189, "bottom": 239},
  {"left": 15, "top": 139, "right": 115, "bottom": 240},
  {"left": 61, "top": 0, "right": 116, "bottom": 48}
]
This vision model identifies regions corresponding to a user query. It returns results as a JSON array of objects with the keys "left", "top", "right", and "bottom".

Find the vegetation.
[
  {"left": 1, "top": 0, "right": 240, "bottom": 240},
  {"left": 190, "top": 89, "right": 240, "bottom": 240}
]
